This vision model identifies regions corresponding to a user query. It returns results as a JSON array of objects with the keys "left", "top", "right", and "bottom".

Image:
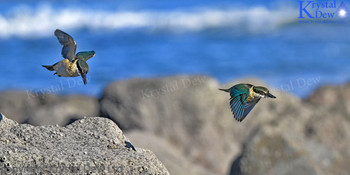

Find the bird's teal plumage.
[
  {"left": 219, "top": 83, "right": 276, "bottom": 122},
  {"left": 77, "top": 59, "right": 89, "bottom": 84},
  {"left": 42, "top": 29, "right": 96, "bottom": 85},
  {"left": 76, "top": 51, "right": 96, "bottom": 61}
]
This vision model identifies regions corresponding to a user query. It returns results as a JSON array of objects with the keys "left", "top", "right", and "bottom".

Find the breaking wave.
[{"left": 0, "top": 5, "right": 296, "bottom": 38}]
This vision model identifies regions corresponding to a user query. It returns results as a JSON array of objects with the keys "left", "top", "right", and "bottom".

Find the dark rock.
[
  {"left": 125, "top": 141, "right": 137, "bottom": 151},
  {"left": 0, "top": 114, "right": 169, "bottom": 174}
]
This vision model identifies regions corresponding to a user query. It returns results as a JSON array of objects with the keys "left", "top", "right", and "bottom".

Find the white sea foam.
[{"left": 0, "top": 5, "right": 296, "bottom": 38}]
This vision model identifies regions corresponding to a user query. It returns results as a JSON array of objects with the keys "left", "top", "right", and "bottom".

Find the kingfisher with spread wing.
[
  {"left": 219, "top": 84, "right": 276, "bottom": 122},
  {"left": 42, "top": 29, "right": 95, "bottom": 85}
]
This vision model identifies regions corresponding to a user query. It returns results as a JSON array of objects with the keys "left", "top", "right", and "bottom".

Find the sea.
[{"left": 0, "top": 0, "right": 350, "bottom": 98}]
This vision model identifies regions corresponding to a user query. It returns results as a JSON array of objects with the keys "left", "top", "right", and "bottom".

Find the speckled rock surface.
[{"left": 0, "top": 113, "right": 169, "bottom": 175}]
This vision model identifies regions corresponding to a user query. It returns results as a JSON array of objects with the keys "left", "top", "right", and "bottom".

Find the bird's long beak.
[
  {"left": 81, "top": 73, "right": 87, "bottom": 85},
  {"left": 266, "top": 92, "right": 276, "bottom": 98},
  {"left": 218, "top": 88, "right": 230, "bottom": 93}
]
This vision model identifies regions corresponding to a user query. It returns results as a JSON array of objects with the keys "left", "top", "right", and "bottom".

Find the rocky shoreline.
[
  {"left": 0, "top": 75, "right": 349, "bottom": 175},
  {"left": 0, "top": 114, "right": 169, "bottom": 174}
]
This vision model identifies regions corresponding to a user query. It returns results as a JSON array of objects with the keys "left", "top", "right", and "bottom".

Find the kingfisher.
[
  {"left": 42, "top": 29, "right": 95, "bottom": 85},
  {"left": 219, "top": 84, "right": 276, "bottom": 122}
]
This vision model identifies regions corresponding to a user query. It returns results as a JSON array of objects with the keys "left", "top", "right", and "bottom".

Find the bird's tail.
[
  {"left": 218, "top": 88, "right": 230, "bottom": 93},
  {"left": 42, "top": 65, "right": 54, "bottom": 71}
]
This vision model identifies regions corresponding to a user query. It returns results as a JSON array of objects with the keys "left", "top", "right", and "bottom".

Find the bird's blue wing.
[
  {"left": 55, "top": 29, "right": 77, "bottom": 61},
  {"left": 229, "top": 89, "right": 248, "bottom": 121},
  {"left": 242, "top": 99, "right": 260, "bottom": 119},
  {"left": 230, "top": 96, "right": 245, "bottom": 121}
]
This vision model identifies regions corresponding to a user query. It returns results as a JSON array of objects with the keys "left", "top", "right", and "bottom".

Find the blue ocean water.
[{"left": 0, "top": 0, "right": 350, "bottom": 97}]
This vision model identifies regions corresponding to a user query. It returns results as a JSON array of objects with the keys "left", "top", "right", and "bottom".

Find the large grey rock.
[
  {"left": 0, "top": 91, "right": 39, "bottom": 124},
  {"left": 126, "top": 131, "right": 213, "bottom": 175},
  {"left": 0, "top": 91, "right": 99, "bottom": 126},
  {"left": 231, "top": 126, "right": 319, "bottom": 175},
  {"left": 302, "top": 82, "right": 350, "bottom": 175},
  {"left": 100, "top": 76, "right": 293, "bottom": 174},
  {"left": 230, "top": 96, "right": 350, "bottom": 175},
  {"left": 0, "top": 113, "right": 169, "bottom": 174},
  {"left": 100, "top": 75, "right": 350, "bottom": 175},
  {"left": 306, "top": 82, "right": 350, "bottom": 117}
]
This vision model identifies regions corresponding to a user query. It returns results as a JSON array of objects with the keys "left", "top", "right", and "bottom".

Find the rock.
[
  {"left": 306, "top": 82, "right": 350, "bottom": 117},
  {"left": 100, "top": 76, "right": 291, "bottom": 174},
  {"left": 126, "top": 131, "right": 214, "bottom": 175},
  {"left": 0, "top": 91, "right": 38, "bottom": 124},
  {"left": 230, "top": 99, "right": 350, "bottom": 175},
  {"left": 28, "top": 95, "right": 99, "bottom": 126},
  {"left": 0, "top": 113, "right": 169, "bottom": 174},
  {"left": 3, "top": 75, "right": 350, "bottom": 175},
  {"left": 230, "top": 125, "right": 319, "bottom": 175},
  {"left": 0, "top": 91, "right": 99, "bottom": 126},
  {"left": 100, "top": 75, "right": 350, "bottom": 175}
]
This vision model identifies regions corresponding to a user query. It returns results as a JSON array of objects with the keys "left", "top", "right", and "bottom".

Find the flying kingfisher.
[
  {"left": 219, "top": 84, "right": 276, "bottom": 122},
  {"left": 42, "top": 29, "right": 95, "bottom": 85}
]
